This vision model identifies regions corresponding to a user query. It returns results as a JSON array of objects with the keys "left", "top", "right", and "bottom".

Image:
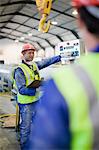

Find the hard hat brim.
[{"left": 21, "top": 49, "right": 35, "bottom": 53}]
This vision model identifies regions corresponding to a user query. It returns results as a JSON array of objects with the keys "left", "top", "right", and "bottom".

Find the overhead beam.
[
  {"left": 0, "top": 20, "right": 53, "bottom": 40},
  {"left": 0, "top": 0, "right": 75, "bottom": 18},
  {"left": 0, "top": 14, "right": 63, "bottom": 42},
  {"left": 0, "top": 31, "right": 43, "bottom": 51},
  {"left": 0, "top": 12, "right": 79, "bottom": 39},
  {"left": 0, "top": 26, "right": 54, "bottom": 47},
  {"left": 0, "top": 35, "right": 6, "bottom": 39},
  {"left": 0, "top": 0, "right": 33, "bottom": 6},
  {"left": 6, "top": 26, "right": 55, "bottom": 49},
  {"left": 52, "top": 8, "right": 76, "bottom": 19},
  {"left": 0, "top": 21, "right": 63, "bottom": 47},
  {"left": 71, "top": 30, "right": 80, "bottom": 39},
  {"left": 46, "top": 39, "right": 54, "bottom": 48},
  {"left": 37, "top": 42, "right": 45, "bottom": 50},
  {"left": 54, "top": 24, "right": 80, "bottom": 39},
  {"left": 56, "top": 35, "right": 63, "bottom": 42},
  {"left": 5, "top": 25, "right": 55, "bottom": 49},
  {"left": 0, "top": 2, "right": 26, "bottom": 36}
]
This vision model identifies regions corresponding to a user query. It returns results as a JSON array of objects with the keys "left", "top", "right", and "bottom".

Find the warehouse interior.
[
  {"left": 0, "top": 0, "right": 82, "bottom": 64},
  {"left": 0, "top": 0, "right": 88, "bottom": 149}
]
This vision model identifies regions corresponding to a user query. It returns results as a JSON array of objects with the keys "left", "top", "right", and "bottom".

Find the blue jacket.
[
  {"left": 14, "top": 55, "right": 61, "bottom": 97},
  {"left": 24, "top": 46, "right": 99, "bottom": 150},
  {"left": 24, "top": 79, "right": 70, "bottom": 150}
]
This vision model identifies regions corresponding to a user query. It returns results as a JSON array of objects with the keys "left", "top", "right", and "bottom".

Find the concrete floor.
[{"left": 0, "top": 94, "right": 20, "bottom": 150}]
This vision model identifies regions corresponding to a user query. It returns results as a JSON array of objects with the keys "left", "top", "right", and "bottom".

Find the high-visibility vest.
[
  {"left": 15, "top": 62, "right": 41, "bottom": 104},
  {"left": 52, "top": 53, "right": 99, "bottom": 149}
]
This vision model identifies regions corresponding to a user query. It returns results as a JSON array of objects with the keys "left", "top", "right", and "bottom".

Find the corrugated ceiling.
[{"left": 0, "top": 0, "right": 79, "bottom": 50}]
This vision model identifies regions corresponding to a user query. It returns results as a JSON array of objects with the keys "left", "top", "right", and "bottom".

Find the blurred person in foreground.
[
  {"left": 25, "top": 0, "right": 99, "bottom": 149},
  {"left": 13, "top": 43, "right": 61, "bottom": 149}
]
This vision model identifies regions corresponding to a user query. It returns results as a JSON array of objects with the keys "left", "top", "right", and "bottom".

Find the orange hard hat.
[
  {"left": 72, "top": 0, "right": 99, "bottom": 8},
  {"left": 22, "top": 43, "right": 36, "bottom": 53}
]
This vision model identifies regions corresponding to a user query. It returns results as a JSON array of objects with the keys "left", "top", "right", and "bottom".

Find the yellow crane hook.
[
  {"left": 36, "top": 0, "right": 52, "bottom": 33},
  {"left": 39, "top": 14, "right": 51, "bottom": 33}
]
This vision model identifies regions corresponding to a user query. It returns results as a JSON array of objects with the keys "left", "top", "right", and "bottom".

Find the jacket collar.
[{"left": 22, "top": 60, "right": 32, "bottom": 69}]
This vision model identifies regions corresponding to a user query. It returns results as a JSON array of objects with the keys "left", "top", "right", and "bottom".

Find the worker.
[
  {"left": 25, "top": 0, "right": 99, "bottom": 149},
  {"left": 13, "top": 43, "right": 61, "bottom": 149}
]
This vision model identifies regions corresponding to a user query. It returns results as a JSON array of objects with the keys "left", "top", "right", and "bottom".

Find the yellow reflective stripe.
[
  {"left": 17, "top": 63, "right": 41, "bottom": 104},
  {"left": 53, "top": 67, "right": 93, "bottom": 150},
  {"left": 79, "top": 53, "right": 99, "bottom": 98},
  {"left": 19, "top": 63, "right": 40, "bottom": 85},
  {"left": 18, "top": 93, "right": 37, "bottom": 104},
  {"left": 19, "top": 63, "right": 35, "bottom": 86},
  {"left": 72, "top": 65, "right": 97, "bottom": 106}
]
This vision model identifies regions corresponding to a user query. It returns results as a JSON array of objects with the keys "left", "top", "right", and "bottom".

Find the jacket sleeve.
[
  {"left": 36, "top": 55, "right": 61, "bottom": 70},
  {"left": 24, "top": 79, "right": 71, "bottom": 150},
  {"left": 14, "top": 68, "right": 36, "bottom": 96}
]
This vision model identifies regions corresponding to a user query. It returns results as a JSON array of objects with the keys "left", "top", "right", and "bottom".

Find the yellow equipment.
[
  {"left": 36, "top": 0, "right": 52, "bottom": 33},
  {"left": 0, "top": 104, "right": 19, "bottom": 129},
  {"left": 15, "top": 104, "right": 20, "bottom": 132}
]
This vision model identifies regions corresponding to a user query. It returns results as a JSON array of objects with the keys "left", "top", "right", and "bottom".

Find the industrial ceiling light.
[
  {"left": 51, "top": 21, "right": 58, "bottom": 25},
  {"left": 38, "top": 28, "right": 41, "bottom": 31},
  {"left": 28, "top": 32, "right": 32, "bottom": 37},
  {"left": 72, "top": 9, "right": 78, "bottom": 15},
  {"left": 20, "top": 36, "right": 25, "bottom": 41},
  {"left": 15, "top": 39, "right": 19, "bottom": 43}
]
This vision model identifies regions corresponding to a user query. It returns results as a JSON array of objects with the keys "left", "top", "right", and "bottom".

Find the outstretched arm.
[{"left": 36, "top": 55, "right": 61, "bottom": 70}]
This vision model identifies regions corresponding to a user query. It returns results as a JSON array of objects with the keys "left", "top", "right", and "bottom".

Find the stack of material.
[
  {"left": 0, "top": 94, "right": 20, "bottom": 149},
  {"left": 2, "top": 115, "right": 16, "bottom": 128}
]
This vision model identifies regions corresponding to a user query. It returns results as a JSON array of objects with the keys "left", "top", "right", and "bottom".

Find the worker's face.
[{"left": 23, "top": 50, "right": 35, "bottom": 62}]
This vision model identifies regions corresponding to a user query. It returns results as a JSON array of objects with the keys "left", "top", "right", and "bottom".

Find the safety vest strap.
[
  {"left": 52, "top": 65, "right": 94, "bottom": 149},
  {"left": 72, "top": 65, "right": 99, "bottom": 149},
  {"left": 19, "top": 63, "right": 34, "bottom": 86},
  {"left": 16, "top": 63, "right": 40, "bottom": 104},
  {"left": 71, "top": 64, "right": 99, "bottom": 149},
  {"left": 18, "top": 63, "right": 40, "bottom": 86},
  {"left": 72, "top": 65, "right": 97, "bottom": 106}
]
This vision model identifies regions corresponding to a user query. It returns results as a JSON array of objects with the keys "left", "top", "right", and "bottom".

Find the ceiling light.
[
  {"left": 72, "top": 9, "right": 78, "bottom": 15},
  {"left": 20, "top": 37, "right": 25, "bottom": 41},
  {"left": 15, "top": 39, "right": 19, "bottom": 43},
  {"left": 38, "top": 28, "right": 41, "bottom": 31},
  {"left": 28, "top": 33, "right": 32, "bottom": 37},
  {"left": 51, "top": 21, "right": 58, "bottom": 25}
]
